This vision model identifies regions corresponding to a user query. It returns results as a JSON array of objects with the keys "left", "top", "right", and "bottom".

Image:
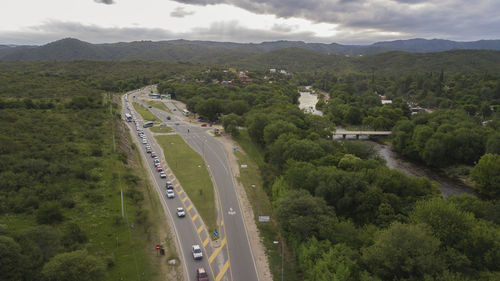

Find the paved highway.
[
  {"left": 122, "top": 88, "right": 213, "bottom": 281},
  {"left": 131, "top": 88, "right": 260, "bottom": 281}
]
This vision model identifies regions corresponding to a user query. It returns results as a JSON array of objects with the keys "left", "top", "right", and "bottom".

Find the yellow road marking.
[
  {"left": 174, "top": 183, "right": 179, "bottom": 188},
  {"left": 221, "top": 220, "right": 224, "bottom": 226},
  {"left": 191, "top": 213, "right": 198, "bottom": 221},
  {"left": 187, "top": 204, "right": 193, "bottom": 211},
  {"left": 168, "top": 173, "right": 172, "bottom": 177},
  {"left": 171, "top": 177, "right": 176, "bottom": 182},
  {"left": 182, "top": 197, "right": 188, "bottom": 203},
  {"left": 209, "top": 237, "right": 226, "bottom": 263},
  {"left": 177, "top": 189, "right": 184, "bottom": 195},
  {"left": 203, "top": 237, "right": 209, "bottom": 247},
  {"left": 197, "top": 225, "right": 204, "bottom": 234},
  {"left": 215, "top": 260, "right": 230, "bottom": 281}
]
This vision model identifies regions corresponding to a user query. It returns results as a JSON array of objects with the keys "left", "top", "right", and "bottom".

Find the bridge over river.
[{"left": 334, "top": 129, "right": 392, "bottom": 139}]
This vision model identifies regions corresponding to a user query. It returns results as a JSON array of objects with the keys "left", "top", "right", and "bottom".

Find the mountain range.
[{"left": 1, "top": 38, "right": 500, "bottom": 63}]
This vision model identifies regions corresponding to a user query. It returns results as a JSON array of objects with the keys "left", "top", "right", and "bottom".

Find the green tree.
[
  {"left": 276, "top": 190, "right": 335, "bottom": 241},
  {"left": 41, "top": 250, "right": 105, "bottom": 281},
  {"left": 362, "top": 222, "right": 443, "bottom": 280},
  {"left": 308, "top": 243, "right": 360, "bottom": 281},
  {"left": 410, "top": 197, "right": 475, "bottom": 247},
  {"left": 470, "top": 153, "right": 500, "bottom": 198},
  {"left": 263, "top": 120, "right": 297, "bottom": 145},
  {"left": 0, "top": 235, "right": 25, "bottom": 281},
  {"left": 486, "top": 132, "right": 500, "bottom": 154},
  {"left": 36, "top": 201, "right": 64, "bottom": 224}
]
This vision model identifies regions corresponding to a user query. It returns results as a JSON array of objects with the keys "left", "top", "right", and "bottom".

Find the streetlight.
[{"left": 273, "top": 241, "right": 284, "bottom": 281}]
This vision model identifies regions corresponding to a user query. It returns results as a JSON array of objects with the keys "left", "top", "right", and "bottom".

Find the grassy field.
[
  {"left": 155, "top": 135, "right": 217, "bottom": 234},
  {"left": 150, "top": 126, "right": 174, "bottom": 133},
  {"left": 133, "top": 102, "right": 161, "bottom": 122},
  {"left": 146, "top": 100, "right": 171, "bottom": 113},
  {"left": 234, "top": 130, "right": 300, "bottom": 281}
]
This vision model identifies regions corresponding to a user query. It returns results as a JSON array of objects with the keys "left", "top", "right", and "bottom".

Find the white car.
[
  {"left": 160, "top": 171, "right": 167, "bottom": 178},
  {"left": 176, "top": 207, "right": 185, "bottom": 217},
  {"left": 192, "top": 245, "right": 203, "bottom": 260},
  {"left": 166, "top": 190, "right": 175, "bottom": 199},
  {"left": 142, "top": 139, "right": 147, "bottom": 144}
]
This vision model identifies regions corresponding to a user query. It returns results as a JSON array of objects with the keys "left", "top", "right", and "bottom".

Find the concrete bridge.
[{"left": 333, "top": 129, "right": 391, "bottom": 139}]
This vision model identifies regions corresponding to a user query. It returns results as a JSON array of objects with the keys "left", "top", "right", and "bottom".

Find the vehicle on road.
[
  {"left": 182, "top": 109, "right": 190, "bottom": 116},
  {"left": 142, "top": 139, "right": 147, "bottom": 144},
  {"left": 176, "top": 207, "right": 185, "bottom": 217},
  {"left": 125, "top": 113, "right": 132, "bottom": 122},
  {"left": 192, "top": 245, "right": 203, "bottom": 260},
  {"left": 156, "top": 167, "right": 163, "bottom": 172},
  {"left": 166, "top": 181, "right": 174, "bottom": 189},
  {"left": 160, "top": 171, "right": 167, "bottom": 178},
  {"left": 143, "top": 121, "right": 154, "bottom": 128},
  {"left": 166, "top": 189, "right": 175, "bottom": 199},
  {"left": 155, "top": 163, "right": 161, "bottom": 168},
  {"left": 154, "top": 159, "right": 160, "bottom": 163},
  {"left": 175, "top": 122, "right": 179, "bottom": 126},
  {"left": 151, "top": 152, "right": 156, "bottom": 158},
  {"left": 201, "top": 123, "right": 207, "bottom": 127},
  {"left": 196, "top": 267, "right": 209, "bottom": 281},
  {"left": 167, "top": 116, "right": 171, "bottom": 120}
]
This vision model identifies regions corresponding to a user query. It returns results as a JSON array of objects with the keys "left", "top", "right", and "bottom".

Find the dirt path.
[{"left": 215, "top": 134, "right": 273, "bottom": 281}]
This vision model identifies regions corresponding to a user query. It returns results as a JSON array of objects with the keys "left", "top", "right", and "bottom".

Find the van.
[{"left": 143, "top": 121, "right": 154, "bottom": 128}]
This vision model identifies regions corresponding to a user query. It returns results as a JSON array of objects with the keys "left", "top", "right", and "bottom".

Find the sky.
[{"left": 1, "top": 0, "right": 499, "bottom": 45}]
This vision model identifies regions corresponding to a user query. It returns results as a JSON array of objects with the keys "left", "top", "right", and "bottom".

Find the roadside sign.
[
  {"left": 258, "top": 216, "right": 270, "bottom": 222},
  {"left": 155, "top": 244, "right": 161, "bottom": 250},
  {"left": 213, "top": 231, "right": 219, "bottom": 237}
]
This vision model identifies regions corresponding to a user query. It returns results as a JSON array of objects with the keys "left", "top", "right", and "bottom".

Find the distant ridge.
[{"left": 1, "top": 38, "right": 500, "bottom": 62}]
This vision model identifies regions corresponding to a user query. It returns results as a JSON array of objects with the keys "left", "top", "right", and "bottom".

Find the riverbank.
[{"left": 373, "top": 142, "right": 476, "bottom": 198}]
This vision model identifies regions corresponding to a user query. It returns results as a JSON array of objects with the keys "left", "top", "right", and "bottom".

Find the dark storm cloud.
[
  {"left": 172, "top": 0, "right": 500, "bottom": 41},
  {"left": 170, "top": 7, "right": 195, "bottom": 18},
  {"left": 94, "top": 0, "right": 115, "bottom": 4}
]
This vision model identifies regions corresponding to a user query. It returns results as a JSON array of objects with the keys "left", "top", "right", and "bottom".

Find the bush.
[{"left": 36, "top": 202, "right": 64, "bottom": 224}]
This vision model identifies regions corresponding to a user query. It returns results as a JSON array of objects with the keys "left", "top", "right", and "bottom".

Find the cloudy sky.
[{"left": 1, "top": 0, "right": 499, "bottom": 45}]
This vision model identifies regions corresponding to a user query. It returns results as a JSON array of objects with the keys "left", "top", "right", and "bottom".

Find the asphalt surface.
[
  {"left": 122, "top": 88, "right": 213, "bottom": 281},
  {"left": 127, "top": 87, "right": 260, "bottom": 281}
]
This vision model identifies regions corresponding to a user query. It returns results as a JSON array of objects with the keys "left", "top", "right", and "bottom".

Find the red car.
[
  {"left": 201, "top": 123, "right": 208, "bottom": 127},
  {"left": 196, "top": 268, "right": 208, "bottom": 281},
  {"left": 156, "top": 167, "right": 163, "bottom": 172}
]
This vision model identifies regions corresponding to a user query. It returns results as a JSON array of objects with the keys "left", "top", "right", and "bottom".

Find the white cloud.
[{"left": 0, "top": 0, "right": 498, "bottom": 45}]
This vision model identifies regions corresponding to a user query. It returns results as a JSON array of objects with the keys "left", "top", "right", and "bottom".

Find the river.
[
  {"left": 296, "top": 87, "right": 475, "bottom": 198},
  {"left": 374, "top": 143, "right": 476, "bottom": 198},
  {"left": 298, "top": 88, "right": 323, "bottom": 116}
]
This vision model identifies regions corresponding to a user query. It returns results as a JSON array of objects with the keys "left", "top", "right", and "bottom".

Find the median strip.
[
  {"left": 215, "top": 260, "right": 230, "bottom": 281},
  {"left": 209, "top": 237, "right": 226, "bottom": 263},
  {"left": 155, "top": 134, "right": 217, "bottom": 233}
]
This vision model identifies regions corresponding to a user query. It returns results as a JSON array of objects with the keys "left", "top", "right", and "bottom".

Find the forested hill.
[
  {"left": 2, "top": 37, "right": 500, "bottom": 62},
  {"left": 234, "top": 49, "right": 500, "bottom": 74}
]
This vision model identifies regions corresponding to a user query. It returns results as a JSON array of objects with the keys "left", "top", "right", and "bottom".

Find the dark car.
[
  {"left": 196, "top": 267, "right": 208, "bottom": 281},
  {"left": 167, "top": 116, "right": 171, "bottom": 120}
]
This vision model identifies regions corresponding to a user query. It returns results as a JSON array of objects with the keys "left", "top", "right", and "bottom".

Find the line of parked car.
[{"left": 127, "top": 93, "right": 209, "bottom": 281}]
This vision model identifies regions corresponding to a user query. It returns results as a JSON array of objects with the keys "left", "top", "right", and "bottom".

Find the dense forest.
[
  {"left": 158, "top": 66, "right": 500, "bottom": 280},
  {"left": 0, "top": 55, "right": 499, "bottom": 280},
  {"left": 0, "top": 62, "right": 205, "bottom": 281}
]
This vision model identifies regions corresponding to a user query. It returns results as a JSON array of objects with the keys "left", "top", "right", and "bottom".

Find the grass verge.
[
  {"left": 234, "top": 130, "right": 300, "bottom": 281},
  {"left": 133, "top": 102, "right": 161, "bottom": 122},
  {"left": 146, "top": 100, "right": 171, "bottom": 113},
  {"left": 150, "top": 126, "right": 174, "bottom": 133},
  {"left": 155, "top": 135, "right": 217, "bottom": 234}
]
